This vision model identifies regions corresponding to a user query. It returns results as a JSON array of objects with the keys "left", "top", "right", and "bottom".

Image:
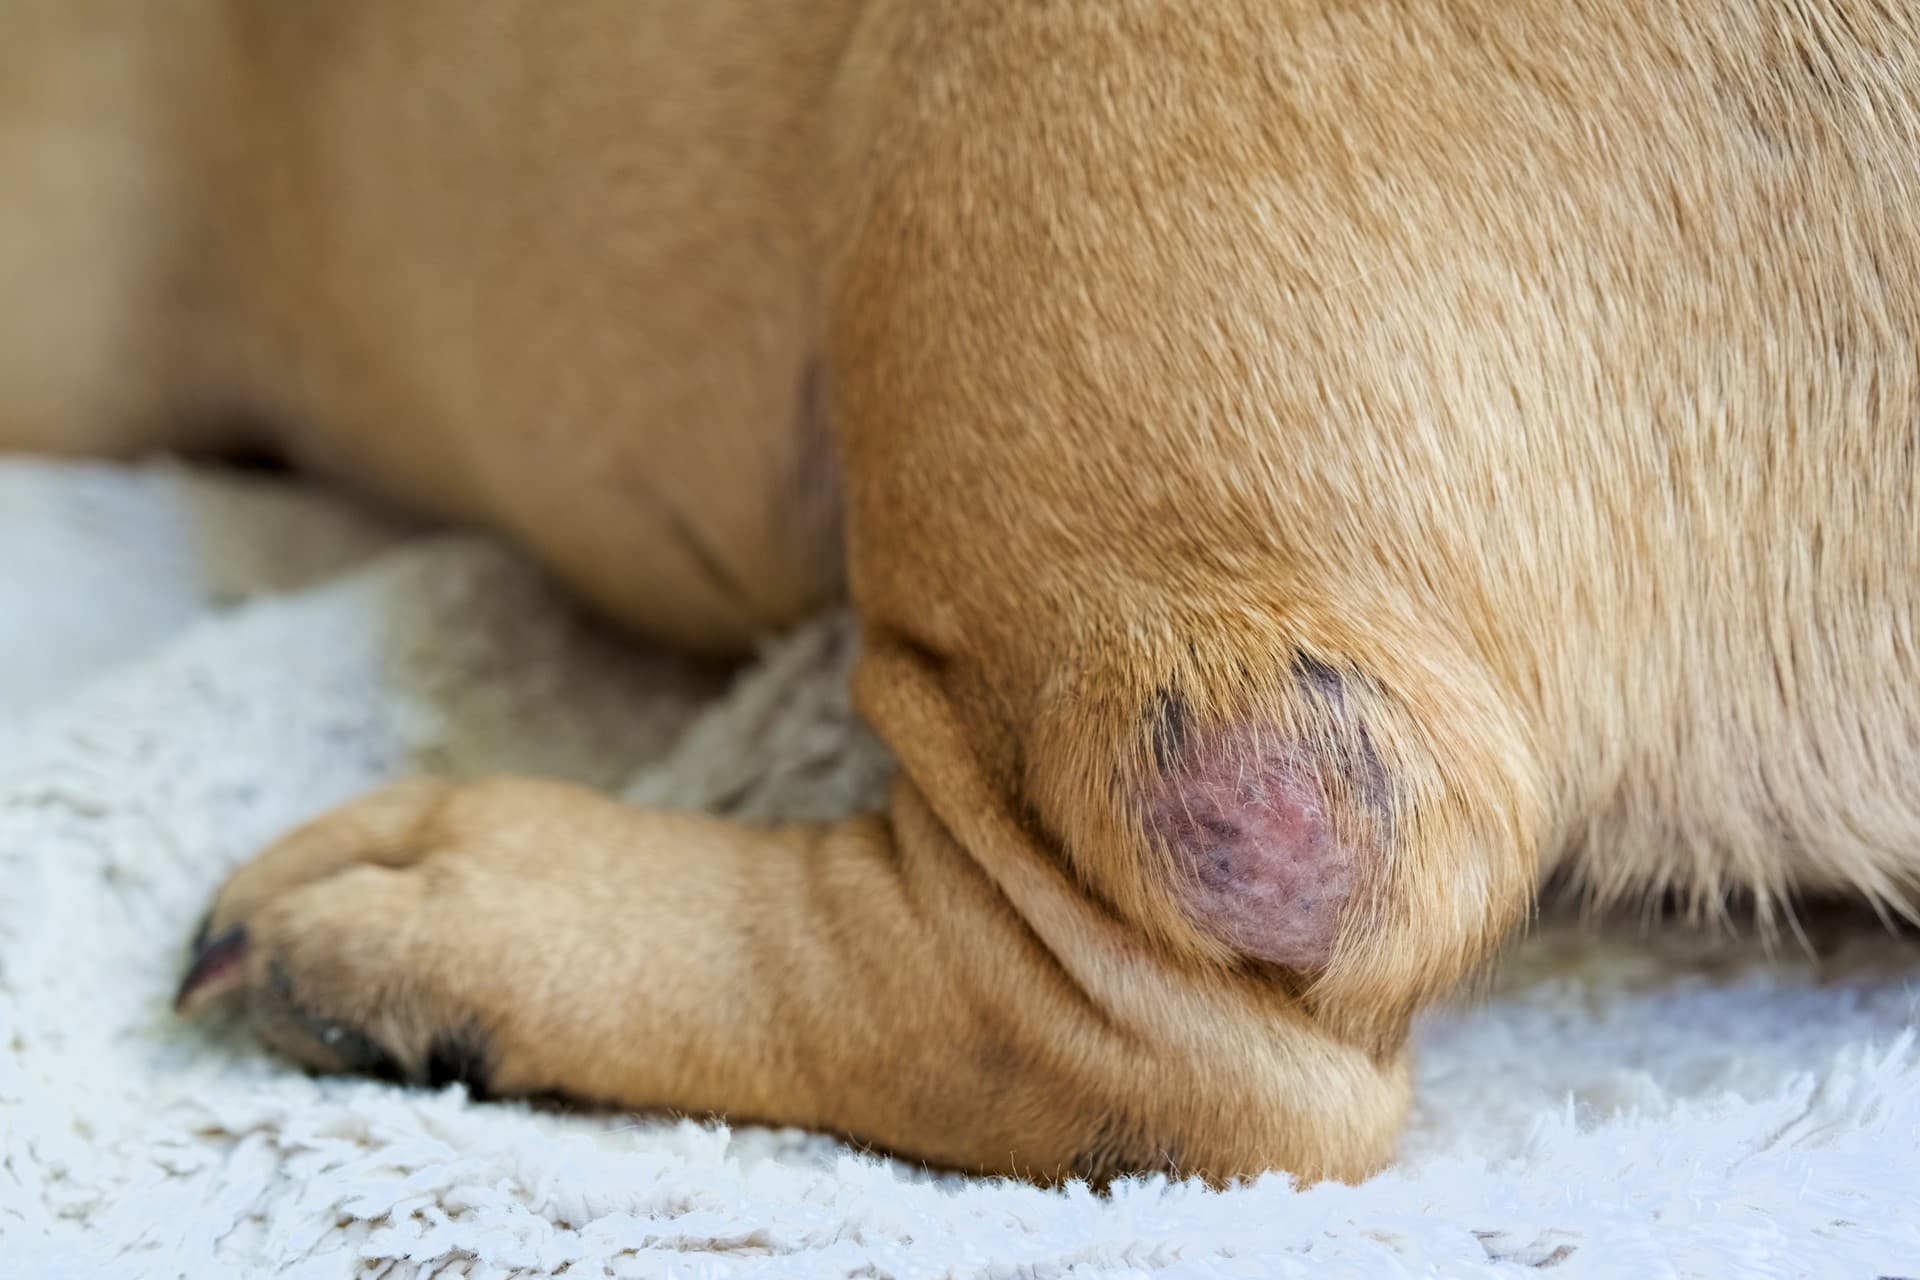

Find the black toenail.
[{"left": 174, "top": 924, "right": 248, "bottom": 1010}]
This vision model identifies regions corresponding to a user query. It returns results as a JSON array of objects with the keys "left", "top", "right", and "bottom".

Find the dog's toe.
[
  {"left": 173, "top": 778, "right": 599, "bottom": 1098},
  {"left": 251, "top": 959, "right": 407, "bottom": 1080}
]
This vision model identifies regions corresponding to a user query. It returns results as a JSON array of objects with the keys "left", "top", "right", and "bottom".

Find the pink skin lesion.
[{"left": 1143, "top": 677, "right": 1375, "bottom": 970}]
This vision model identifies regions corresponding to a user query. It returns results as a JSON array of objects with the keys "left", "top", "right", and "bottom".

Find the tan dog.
[{"left": 5, "top": 0, "right": 1918, "bottom": 1186}]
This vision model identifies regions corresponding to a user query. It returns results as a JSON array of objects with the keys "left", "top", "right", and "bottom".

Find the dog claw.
[{"left": 174, "top": 923, "right": 249, "bottom": 1014}]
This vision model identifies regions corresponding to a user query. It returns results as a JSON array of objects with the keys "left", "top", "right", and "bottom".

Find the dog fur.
[{"left": 6, "top": 0, "right": 1919, "bottom": 1185}]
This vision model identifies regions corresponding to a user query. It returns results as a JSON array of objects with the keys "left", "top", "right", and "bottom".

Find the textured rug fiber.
[{"left": 2, "top": 458, "right": 1917, "bottom": 1279}]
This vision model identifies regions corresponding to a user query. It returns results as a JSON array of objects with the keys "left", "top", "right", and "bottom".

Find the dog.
[{"left": 5, "top": 0, "right": 1917, "bottom": 1186}]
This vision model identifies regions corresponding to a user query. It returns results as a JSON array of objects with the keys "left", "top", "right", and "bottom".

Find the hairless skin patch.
[{"left": 1143, "top": 670, "right": 1384, "bottom": 969}]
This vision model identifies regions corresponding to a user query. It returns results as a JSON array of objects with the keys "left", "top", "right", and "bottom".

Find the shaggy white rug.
[{"left": 2, "top": 458, "right": 1917, "bottom": 1280}]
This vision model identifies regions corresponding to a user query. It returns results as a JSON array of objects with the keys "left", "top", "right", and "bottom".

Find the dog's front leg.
[{"left": 175, "top": 742, "right": 1409, "bottom": 1184}]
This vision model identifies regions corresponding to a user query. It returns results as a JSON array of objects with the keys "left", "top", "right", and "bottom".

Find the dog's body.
[{"left": 6, "top": 0, "right": 1918, "bottom": 1184}]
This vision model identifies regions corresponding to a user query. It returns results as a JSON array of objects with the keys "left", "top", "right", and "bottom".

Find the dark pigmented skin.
[
  {"left": 424, "top": 1024, "right": 496, "bottom": 1095},
  {"left": 1149, "top": 688, "right": 1190, "bottom": 772}
]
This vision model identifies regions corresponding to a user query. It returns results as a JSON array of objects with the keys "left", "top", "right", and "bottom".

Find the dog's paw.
[{"left": 175, "top": 776, "right": 634, "bottom": 1097}]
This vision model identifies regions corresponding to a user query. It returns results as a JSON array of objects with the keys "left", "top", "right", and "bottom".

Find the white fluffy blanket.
[{"left": 3, "top": 458, "right": 1917, "bottom": 1279}]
